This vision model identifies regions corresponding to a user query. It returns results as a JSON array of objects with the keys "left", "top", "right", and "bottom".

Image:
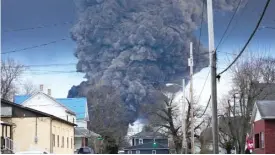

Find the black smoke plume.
[{"left": 69, "top": 0, "right": 245, "bottom": 133}]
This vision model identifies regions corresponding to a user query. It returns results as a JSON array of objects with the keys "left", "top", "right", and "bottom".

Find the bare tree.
[
  {"left": 142, "top": 91, "right": 206, "bottom": 154},
  {"left": 87, "top": 85, "right": 129, "bottom": 153},
  {"left": 21, "top": 80, "right": 38, "bottom": 95},
  {"left": 219, "top": 54, "right": 275, "bottom": 153},
  {"left": 1, "top": 58, "right": 24, "bottom": 100}
]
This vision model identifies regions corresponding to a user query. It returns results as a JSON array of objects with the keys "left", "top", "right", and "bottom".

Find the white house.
[{"left": 14, "top": 88, "right": 76, "bottom": 124}]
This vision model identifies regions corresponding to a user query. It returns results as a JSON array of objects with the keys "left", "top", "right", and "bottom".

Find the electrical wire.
[
  {"left": 1, "top": 37, "right": 69, "bottom": 54},
  {"left": 215, "top": 0, "right": 243, "bottom": 51},
  {"left": 197, "top": 69, "right": 210, "bottom": 103},
  {"left": 198, "top": 95, "right": 211, "bottom": 118},
  {"left": 218, "top": 0, "right": 271, "bottom": 76},
  {"left": 23, "top": 63, "right": 76, "bottom": 68},
  {"left": 3, "top": 21, "right": 73, "bottom": 33},
  {"left": 217, "top": 0, "right": 249, "bottom": 52}
]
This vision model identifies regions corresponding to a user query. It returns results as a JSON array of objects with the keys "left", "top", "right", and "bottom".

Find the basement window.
[{"left": 152, "top": 150, "right": 156, "bottom": 154}]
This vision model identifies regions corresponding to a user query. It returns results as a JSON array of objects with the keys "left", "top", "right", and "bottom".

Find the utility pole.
[
  {"left": 181, "top": 79, "right": 187, "bottom": 154},
  {"left": 188, "top": 42, "right": 194, "bottom": 154},
  {"left": 207, "top": 0, "right": 219, "bottom": 153}
]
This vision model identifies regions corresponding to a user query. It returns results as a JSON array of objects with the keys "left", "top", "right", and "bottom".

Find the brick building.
[{"left": 251, "top": 100, "right": 275, "bottom": 154}]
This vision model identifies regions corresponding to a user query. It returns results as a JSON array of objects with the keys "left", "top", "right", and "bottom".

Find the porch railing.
[{"left": 1, "top": 137, "right": 17, "bottom": 153}]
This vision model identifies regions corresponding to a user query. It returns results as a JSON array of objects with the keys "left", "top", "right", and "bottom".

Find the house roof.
[
  {"left": 131, "top": 131, "right": 167, "bottom": 139},
  {"left": 14, "top": 93, "right": 87, "bottom": 120},
  {"left": 256, "top": 100, "right": 275, "bottom": 119},
  {"left": 1, "top": 99, "right": 77, "bottom": 126},
  {"left": 124, "top": 142, "right": 168, "bottom": 150},
  {"left": 75, "top": 127, "right": 100, "bottom": 138},
  {"left": 56, "top": 98, "right": 87, "bottom": 120}
]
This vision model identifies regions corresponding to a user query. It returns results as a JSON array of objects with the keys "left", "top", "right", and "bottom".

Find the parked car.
[
  {"left": 16, "top": 151, "right": 48, "bottom": 154},
  {"left": 77, "top": 147, "right": 94, "bottom": 154}
]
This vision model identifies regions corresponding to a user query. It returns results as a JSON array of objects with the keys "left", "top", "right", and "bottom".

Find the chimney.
[
  {"left": 40, "top": 84, "right": 44, "bottom": 92},
  {"left": 47, "top": 89, "right": 51, "bottom": 96}
]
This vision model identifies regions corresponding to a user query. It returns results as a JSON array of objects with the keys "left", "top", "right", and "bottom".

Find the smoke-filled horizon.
[{"left": 68, "top": 0, "right": 245, "bottom": 129}]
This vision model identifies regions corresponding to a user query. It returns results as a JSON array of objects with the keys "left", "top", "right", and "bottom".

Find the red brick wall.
[
  {"left": 264, "top": 120, "right": 275, "bottom": 154},
  {"left": 253, "top": 120, "right": 265, "bottom": 154}
]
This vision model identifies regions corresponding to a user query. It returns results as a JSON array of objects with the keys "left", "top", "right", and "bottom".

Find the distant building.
[
  {"left": 123, "top": 130, "right": 169, "bottom": 154},
  {"left": 251, "top": 100, "right": 275, "bottom": 154},
  {"left": 1, "top": 99, "right": 76, "bottom": 154}
]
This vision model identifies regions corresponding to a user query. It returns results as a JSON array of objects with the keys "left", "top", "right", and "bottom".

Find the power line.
[
  {"left": 217, "top": 0, "right": 249, "bottom": 51},
  {"left": 3, "top": 21, "right": 73, "bottom": 33},
  {"left": 198, "top": 95, "right": 211, "bottom": 118},
  {"left": 218, "top": 0, "right": 271, "bottom": 76},
  {"left": 1, "top": 37, "right": 69, "bottom": 55},
  {"left": 23, "top": 63, "right": 77, "bottom": 68},
  {"left": 215, "top": 0, "right": 243, "bottom": 51},
  {"left": 197, "top": 69, "right": 210, "bottom": 103}
]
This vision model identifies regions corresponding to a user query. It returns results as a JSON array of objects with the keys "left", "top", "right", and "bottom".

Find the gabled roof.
[
  {"left": 1, "top": 99, "right": 77, "bottom": 126},
  {"left": 255, "top": 100, "right": 275, "bottom": 119},
  {"left": 75, "top": 127, "right": 100, "bottom": 138},
  {"left": 56, "top": 98, "right": 87, "bottom": 120},
  {"left": 131, "top": 131, "right": 167, "bottom": 139},
  {"left": 124, "top": 142, "right": 168, "bottom": 150},
  {"left": 14, "top": 93, "right": 87, "bottom": 119}
]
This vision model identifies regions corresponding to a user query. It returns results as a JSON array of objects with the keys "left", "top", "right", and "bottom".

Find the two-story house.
[
  {"left": 124, "top": 130, "right": 169, "bottom": 154},
  {"left": 14, "top": 85, "right": 101, "bottom": 153},
  {"left": 1, "top": 99, "right": 76, "bottom": 154}
]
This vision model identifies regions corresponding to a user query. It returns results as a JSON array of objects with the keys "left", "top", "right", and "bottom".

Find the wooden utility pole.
[
  {"left": 207, "top": 0, "right": 219, "bottom": 153},
  {"left": 181, "top": 79, "right": 187, "bottom": 154},
  {"left": 188, "top": 42, "right": 194, "bottom": 154}
]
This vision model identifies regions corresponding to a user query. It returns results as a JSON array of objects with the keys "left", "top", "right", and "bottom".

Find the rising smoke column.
[{"left": 70, "top": 0, "right": 244, "bottom": 126}]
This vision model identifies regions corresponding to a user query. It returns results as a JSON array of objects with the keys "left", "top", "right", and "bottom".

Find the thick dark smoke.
[{"left": 69, "top": 0, "right": 245, "bottom": 128}]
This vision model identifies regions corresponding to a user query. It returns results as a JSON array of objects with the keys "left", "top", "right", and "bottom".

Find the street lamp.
[{"left": 165, "top": 79, "right": 189, "bottom": 154}]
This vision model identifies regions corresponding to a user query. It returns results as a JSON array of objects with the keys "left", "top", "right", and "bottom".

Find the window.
[
  {"left": 128, "top": 150, "right": 132, "bottom": 154},
  {"left": 67, "top": 137, "right": 69, "bottom": 148},
  {"left": 255, "top": 132, "right": 264, "bottom": 148},
  {"left": 62, "top": 136, "right": 64, "bottom": 148},
  {"left": 57, "top": 135, "right": 59, "bottom": 147},
  {"left": 136, "top": 150, "right": 140, "bottom": 154},
  {"left": 73, "top": 118, "right": 75, "bottom": 123},
  {"left": 260, "top": 132, "right": 264, "bottom": 148},
  {"left": 52, "top": 134, "right": 55, "bottom": 147},
  {"left": 67, "top": 115, "right": 68, "bottom": 121},
  {"left": 139, "top": 139, "right": 143, "bottom": 144},
  {"left": 71, "top": 138, "right": 73, "bottom": 149},
  {"left": 152, "top": 150, "right": 156, "bottom": 154}
]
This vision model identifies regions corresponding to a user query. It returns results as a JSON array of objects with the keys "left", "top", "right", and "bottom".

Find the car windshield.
[{"left": 79, "top": 148, "right": 91, "bottom": 154}]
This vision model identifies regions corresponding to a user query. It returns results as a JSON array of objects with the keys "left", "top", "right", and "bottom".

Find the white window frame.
[
  {"left": 152, "top": 150, "right": 156, "bottom": 154},
  {"left": 260, "top": 132, "right": 264, "bottom": 148},
  {"left": 139, "top": 138, "right": 143, "bottom": 144}
]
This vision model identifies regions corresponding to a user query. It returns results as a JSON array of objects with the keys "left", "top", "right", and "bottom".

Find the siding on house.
[
  {"left": 52, "top": 119, "right": 74, "bottom": 154},
  {"left": 253, "top": 119, "right": 265, "bottom": 154},
  {"left": 18, "top": 93, "right": 76, "bottom": 123},
  {"left": 264, "top": 120, "right": 275, "bottom": 154}
]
